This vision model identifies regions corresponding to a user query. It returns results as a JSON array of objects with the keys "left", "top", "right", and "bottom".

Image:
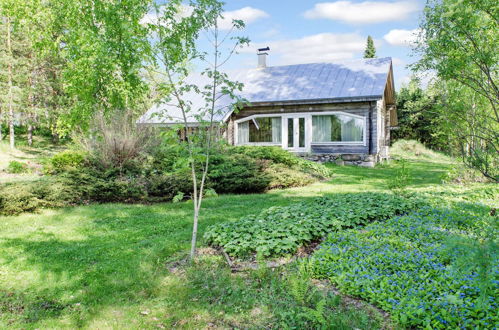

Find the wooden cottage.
[{"left": 138, "top": 53, "right": 397, "bottom": 166}]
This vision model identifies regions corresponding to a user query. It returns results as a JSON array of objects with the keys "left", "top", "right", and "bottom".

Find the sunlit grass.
[{"left": 1, "top": 142, "right": 492, "bottom": 328}]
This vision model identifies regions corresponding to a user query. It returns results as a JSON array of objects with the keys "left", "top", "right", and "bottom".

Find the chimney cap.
[{"left": 258, "top": 46, "right": 270, "bottom": 53}]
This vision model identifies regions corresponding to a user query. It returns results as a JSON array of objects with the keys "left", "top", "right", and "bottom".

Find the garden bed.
[
  {"left": 204, "top": 193, "right": 421, "bottom": 258},
  {"left": 310, "top": 206, "right": 498, "bottom": 329}
]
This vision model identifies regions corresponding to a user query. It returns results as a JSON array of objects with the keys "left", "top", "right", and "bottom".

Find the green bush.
[
  {"left": 264, "top": 163, "right": 315, "bottom": 189},
  {"left": 233, "top": 146, "right": 332, "bottom": 179},
  {"left": 310, "top": 207, "right": 498, "bottom": 329},
  {"left": 208, "top": 154, "right": 270, "bottom": 194},
  {"left": 146, "top": 171, "right": 194, "bottom": 201},
  {"left": 46, "top": 150, "right": 86, "bottom": 174},
  {"left": 0, "top": 184, "right": 43, "bottom": 215},
  {"left": 233, "top": 146, "right": 302, "bottom": 167},
  {"left": 442, "top": 164, "right": 490, "bottom": 184},
  {"left": 6, "top": 160, "right": 29, "bottom": 174},
  {"left": 0, "top": 145, "right": 331, "bottom": 215},
  {"left": 204, "top": 193, "right": 421, "bottom": 257}
]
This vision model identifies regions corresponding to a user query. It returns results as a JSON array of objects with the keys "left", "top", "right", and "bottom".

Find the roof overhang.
[{"left": 221, "top": 95, "right": 383, "bottom": 122}]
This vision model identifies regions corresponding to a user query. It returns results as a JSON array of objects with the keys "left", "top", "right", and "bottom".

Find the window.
[
  {"left": 312, "top": 114, "right": 364, "bottom": 143},
  {"left": 237, "top": 117, "right": 281, "bottom": 144}
]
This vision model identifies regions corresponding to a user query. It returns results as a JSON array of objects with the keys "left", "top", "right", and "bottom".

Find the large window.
[
  {"left": 238, "top": 117, "right": 282, "bottom": 144},
  {"left": 312, "top": 114, "right": 364, "bottom": 143}
]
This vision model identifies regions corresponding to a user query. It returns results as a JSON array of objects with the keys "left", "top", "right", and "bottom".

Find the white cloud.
[
  {"left": 141, "top": 6, "right": 268, "bottom": 30},
  {"left": 140, "top": 4, "right": 193, "bottom": 26},
  {"left": 241, "top": 33, "right": 367, "bottom": 65},
  {"left": 218, "top": 7, "right": 269, "bottom": 30},
  {"left": 304, "top": 1, "right": 420, "bottom": 24},
  {"left": 383, "top": 28, "right": 420, "bottom": 46}
]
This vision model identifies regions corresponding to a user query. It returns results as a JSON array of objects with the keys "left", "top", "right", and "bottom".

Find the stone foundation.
[{"left": 302, "top": 153, "right": 377, "bottom": 167}]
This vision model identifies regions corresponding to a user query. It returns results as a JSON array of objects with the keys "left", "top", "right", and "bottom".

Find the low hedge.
[
  {"left": 1, "top": 146, "right": 332, "bottom": 216},
  {"left": 204, "top": 193, "right": 421, "bottom": 258},
  {"left": 310, "top": 207, "right": 498, "bottom": 329}
]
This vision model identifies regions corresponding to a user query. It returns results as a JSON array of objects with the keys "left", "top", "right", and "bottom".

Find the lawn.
[
  {"left": 0, "top": 136, "right": 66, "bottom": 183},
  {"left": 0, "top": 148, "right": 495, "bottom": 328}
]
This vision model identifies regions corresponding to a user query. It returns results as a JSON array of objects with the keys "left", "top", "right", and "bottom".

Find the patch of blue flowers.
[{"left": 311, "top": 207, "right": 498, "bottom": 329}]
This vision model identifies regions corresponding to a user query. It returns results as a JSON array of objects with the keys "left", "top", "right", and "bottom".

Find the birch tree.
[
  {"left": 147, "top": 0, "right": 248, "bottom": 259},
  {"left": 414, "top": 0, "right": 498, "bottom": 181}
]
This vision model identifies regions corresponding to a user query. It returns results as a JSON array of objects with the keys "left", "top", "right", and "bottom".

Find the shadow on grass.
[
  {"left": 0, "top": 193, "right": 321, "bottom": 327},
  {"left": 0, "top": 157, "right": 457, "bottom": 327}
]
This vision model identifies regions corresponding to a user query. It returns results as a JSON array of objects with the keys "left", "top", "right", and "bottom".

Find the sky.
[{"left": 196, "top": 0, "right": 424, "bottom": 90}]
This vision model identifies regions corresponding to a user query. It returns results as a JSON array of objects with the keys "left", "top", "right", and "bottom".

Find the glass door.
[{"left": 284, "top": 116, "right": 307, "bottom": 152}]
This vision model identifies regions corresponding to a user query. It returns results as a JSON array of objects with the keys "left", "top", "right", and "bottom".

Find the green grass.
[
  {"left": 1, "top": 144, "right": 491, "bottom": 328},
  {"left": 0, "top": 135, "right": 66, "bottom": 183}
]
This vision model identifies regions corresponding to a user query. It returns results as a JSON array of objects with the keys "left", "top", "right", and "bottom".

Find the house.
[{"left": 138, "top": 50, "right": 397, "bottom": 167}]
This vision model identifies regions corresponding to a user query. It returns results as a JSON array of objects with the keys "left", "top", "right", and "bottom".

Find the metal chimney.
[{"left": 257, "top": 46, "right": 270, "bottom": 68}]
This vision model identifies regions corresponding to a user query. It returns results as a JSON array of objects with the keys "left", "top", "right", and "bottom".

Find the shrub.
[
  {"left": 6, "top": 160, "right": 29, "bottom": 174},
  {"left": 0, "top": 184, "right": 43, "bottom": 215},
  {"left": 208, "top": 154, "right": 270, "bottom": 194},
  {"left": 387, "top": 159, "right": 412, "bottom": 192},
  {"left": 146, "top": 171, "right": 194, "bottom": 201},
  {"left": 77, "top": 111, "right": 157, "bottom": 173},
  {"left": 46, "top": 150, "right": 86, "bottom": 174},
  {"left": 204, "top": 193, "right": 420, "bottom": 257},
  {"left": 264, "top": 163, "right": 315, "bottom": 189},
  {"left": 234, "top": 146, "right": 302, "bottom": 167},
  {"left": 310, "top": 208, "right": 498, "bottom": 329},
  {"left": 442, "top": 164, "right": 490, "bottom": 184},
  {"left": 233, "top": 146, "right": 333, "bottom": 179}
]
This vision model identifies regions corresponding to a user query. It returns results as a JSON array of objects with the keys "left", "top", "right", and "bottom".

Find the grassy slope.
[
  {"left": 0, "top": 136, "right": 66, "bottom": 183},
  {"left": 0, "top": 146, "right": 473, "bottom": 329}
]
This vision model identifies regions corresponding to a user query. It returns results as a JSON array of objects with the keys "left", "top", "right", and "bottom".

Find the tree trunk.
[
  {"left": 7, "top": 16, "right": 15, "bottom": 150},
  {"left": 52, "top": 131, "right": 59, "bottom": 144},
  {"left": 27, "top": 124, "right": 33, "bottom": 146},
  {"left": 190, "top": 205, "right": 199, "bottom": 259}
]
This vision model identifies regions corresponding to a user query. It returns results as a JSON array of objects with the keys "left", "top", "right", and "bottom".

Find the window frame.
[
  {"left": 234, "top": 114, "right": 283, "bottom": 146},
  {"left": 234, "top": 111, "right": 367, "bottom": 148},
  {"left": 310, "top": 112, "right": 367, "bottom": 146}
]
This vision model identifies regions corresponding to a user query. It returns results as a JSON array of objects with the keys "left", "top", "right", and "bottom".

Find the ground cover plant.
[
  {"left": 1, "top": 140, "right": 490, "bottom": 328},
  {"left": 204, "top": 193, "right": 421, "bottom": 258},
  {"left": 310, "top": 204, "right": 498, "bottom": 329}
]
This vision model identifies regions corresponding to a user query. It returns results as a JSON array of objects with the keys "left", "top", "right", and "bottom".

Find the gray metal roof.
[{"left": 138, "top": 57, "right": 392, "bottom": 124}]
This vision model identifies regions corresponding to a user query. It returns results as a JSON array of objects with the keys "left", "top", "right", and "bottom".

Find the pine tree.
[{"left": 364, "top": 35, "right": 376, "bottom": 59}]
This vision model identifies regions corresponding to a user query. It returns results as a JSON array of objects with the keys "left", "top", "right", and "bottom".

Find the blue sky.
[{"left": 203, "top": 0, "right": 424, "bottom": 89}]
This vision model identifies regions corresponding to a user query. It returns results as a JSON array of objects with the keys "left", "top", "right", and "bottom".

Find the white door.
[{"left": 283, "top": 115, "right": 310, "bottom": 152}]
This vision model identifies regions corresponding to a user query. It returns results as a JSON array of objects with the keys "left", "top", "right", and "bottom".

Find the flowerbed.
[
  {"left": 204, "top": 193, "right": 420, "bottom": 258},
  {"left": 310, "top": 207, "right": 498, "bottom": 329}
]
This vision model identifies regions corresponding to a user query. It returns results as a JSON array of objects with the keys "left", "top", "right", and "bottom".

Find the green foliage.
[
  {"left": 0, "top": 143, "right": 329, "bottom": 215},
  {"left": 415, "top": 0, "right": 499, "bottom": 181},
  {"left": 387, "top": 159, "right": 412, "bottom": 193},
  {"left": 264, "top": 163, "right": 315, "bottom": 190},
  {"left": 6, "top": 160, "right": 29, "bottom": 174},
  {"left": 50, "top": 0, "right": 152, "bottom": 132},
  {"left": 311, "top": 207, "right": 498, "bottom": 329},
  {"left": 442, "top": 164, "right": 490, "bottom": 184},
  {"left": 208, "top": 153, "right": 270, "bottom": 194},
  {"left": 392, "top": 78, "right": 451, "bottom": 152},
  {"left": 204, "top": 193, "right": 420, "bottom": 257},
  {"left": 45, "top": 150, "right": 86, "bottom": 174},
  {"left": 0, "top": 178, "right": 77, "bottom": 215},
  {"left": 363, "top": 35, "right": 376, "bottom": 58},
  {"left": 0, "top": 183, "right": 42, "bottom": 215},
  {"left": 233, "top": 146, "right": 333, "bottom": 179}
]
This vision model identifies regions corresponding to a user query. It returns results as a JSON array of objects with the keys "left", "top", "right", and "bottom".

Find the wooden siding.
[{"left": 230, "top": 101, "right": 381, "bottom": 155}]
